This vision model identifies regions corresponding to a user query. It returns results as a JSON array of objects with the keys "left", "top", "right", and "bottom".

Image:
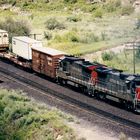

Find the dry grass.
[{"left": 0, "top": 3, "right": 140, "bottom": 56}]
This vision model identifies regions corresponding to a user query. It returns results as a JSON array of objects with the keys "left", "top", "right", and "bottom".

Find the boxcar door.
[{"left": 3, "top": 33, "right": 8, "bottom": 44}]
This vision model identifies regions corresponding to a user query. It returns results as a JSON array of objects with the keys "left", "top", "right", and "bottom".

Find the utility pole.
[
  {"left": 125, "top": 41, "right": 140, "bottom": 74},
  {"left": 133, "top": 42, "right": 136, "bottom": 74},
  {"left": 29, "top": 33, "right": 41, "bottom": 40}
]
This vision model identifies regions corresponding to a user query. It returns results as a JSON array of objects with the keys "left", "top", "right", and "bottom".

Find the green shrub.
[
  {"left": 94, "top": 8, "right": 103, "bottom": 18},
  {"left": 102, "top": 51, "right": 114, "bottom": 61},
  {"left": 54, "top": 34, "right": 63, "bottom": 42},
  {"left": 45, "top": 18, "right": 65, "bottom": 30},
  {"left": 1, "top": 0, "right": 17, "bottom": 6},
  {"left": 0, "top": 0, "right": 15, "bottom": 5},
  {"left": 0, "top": 17, "right": 30, "bottom": 43},
  {"left": 101, "top": 32, "right": 106, "bottom": 41},
  {"left": 81, "top": 3, "right": 99, "bottom": 12},
  {"left": 119, "top": 132, "right": 128, "bottom": 140},
  {"left": 0, "top": 102, "right": 5, "bottom": 115},
  {"left": 23, "top": 1, "right": 29, "bottom": 7},
  {"left": 29, "top": 14, "right": 34, "bottom": 20},
  {"left": 44, "top": 31, "right": 52, "bottom": 40},
  {"left": 54, "top": 31, "right": 79, "bottom": 43},
  {"left": 91, "top": 33, "right": 99, "bottom": 42},
  {"left": 44, "top": 0, "right": 50, "bottom": 3},
  {"left": 135, "top": 19, "right": 140, "bottom": 29},
  {"left": 11, "top": 0, "right": 16, "bottom": 6},
  {"left": 65, "top": 31, "right": 79, "bottom": 42},
  {"left": 67, "top": 16, "right": 81, "bottom": 22},
  {"left": 63, "top": 0, "right": 77, "bottom": 4},
  {"left": 0, "top": 89, "right": 76, "bottom": 140},
  {"left": 121, "top": 5, "right": 134, "bottom": 15},
  {"left": 80, "top": 32, "right": 100, "bottom": 43},
  {"left": 105, "top": 0, "right": 121, "bottom": 13}
]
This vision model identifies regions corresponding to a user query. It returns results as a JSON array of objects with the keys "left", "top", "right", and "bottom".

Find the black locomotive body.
[{"left": 57, "top": 56, "right": 140, "bottom": 112}]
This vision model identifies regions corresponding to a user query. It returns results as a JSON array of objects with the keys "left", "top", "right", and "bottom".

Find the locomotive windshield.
[
  {"left": 135, "top": 76, "right": 140, "bottom": 86},
  {"left": 135, "top": 81, "right": 140, "bottom": 86}
]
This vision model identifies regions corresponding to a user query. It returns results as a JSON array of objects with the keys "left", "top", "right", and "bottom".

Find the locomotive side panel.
[{"left": 57, "top": 56, "right": 99, "bottom": 90}]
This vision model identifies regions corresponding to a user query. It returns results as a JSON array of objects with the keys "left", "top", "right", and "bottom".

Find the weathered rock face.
[
  {"left": 121, "top": 0, "right": 132, "bottom": 6},
  {"left": 133, "top": 0, "right": 140, "bottom": 13},
  {"left": 86, "top": 0, "right": 102, "bottom": 4}
]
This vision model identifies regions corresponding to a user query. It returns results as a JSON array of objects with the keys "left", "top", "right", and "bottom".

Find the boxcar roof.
[
  {"left": 0, "top": 29, "right": 7, "bottom": 33},
  {"left": 13, "top": 36, "right": 41, "bottom": 43},
  {"left": 32, "top": 46, "right": 66, "bottom": 56}
]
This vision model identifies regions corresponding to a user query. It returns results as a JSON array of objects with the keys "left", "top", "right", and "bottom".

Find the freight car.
[
  {"left": 0, "top": 36, "right": 42, "bottom": 69},
  {"left": 32, "top": 46, "right": 65, "bottom": 78},
  {"left": 0, "top": 29, "right": 9, "bottom": 51},
  {"left": 0, "top": 31, "right": 139, "bottom": 113},
  {"left": 0, "top": 36, "right": 65, "bottom": 72},
  {"left": 12, "top": 36, "right": 43, "bottom": 60}
]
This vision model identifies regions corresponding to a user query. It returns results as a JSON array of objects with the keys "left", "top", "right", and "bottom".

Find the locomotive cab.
[
  {"left": 134, "top": 77, "right": 140, "bottom": 113},
  {"left": 127, "top": 76, "right": 140, "bottom": 113}
]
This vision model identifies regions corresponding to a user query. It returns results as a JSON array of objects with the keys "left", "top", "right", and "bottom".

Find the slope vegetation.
[{"left": 0, "top": 89, "right": 76, "bottom": 140}]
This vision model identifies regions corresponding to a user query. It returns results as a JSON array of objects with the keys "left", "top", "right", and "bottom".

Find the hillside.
[
  {"left": 0, "top": 0, "right": 140, "bottom": 72},
  {"left": 0, "top": 0, "right": 140, "bottom": 53}
]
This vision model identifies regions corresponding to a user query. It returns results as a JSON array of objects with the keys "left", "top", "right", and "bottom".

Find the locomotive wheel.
[
  {"left": 57, "top": 77, "right": 65, "bottom": 85},
  {"left": 98, "top": 92, "right": 106, "bottom": 100},
  {"left": 87, "top": 89, "right": 93, "bottom": 97},
  {"left": 126, "top": 102, "right": 133, "bottom": 111},
  {"left": 120, "top": 100, "right": 134, "bottom": 111},
  {"left": 119, "top": 99, "right": 124, "bottom": 105},
  {"left": 82, "top": 87, "right": 88, "bottom": 94},
  {"left": 57, "top": 77, "right": 62, "bottom": 84},
  {"left": 119, "top": 99, "right": 127, "bottom": 109},
  {"left": 62, "top": 79, "right": 67, "bottom": 85}
]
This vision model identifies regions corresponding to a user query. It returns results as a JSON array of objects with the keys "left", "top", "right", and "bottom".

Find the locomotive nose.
[
  {"left": 135, "top": 87, "right": 140, "bottom": 113},
  {"left": 136, "top": 87, "right": 140, "bottom": 100}
]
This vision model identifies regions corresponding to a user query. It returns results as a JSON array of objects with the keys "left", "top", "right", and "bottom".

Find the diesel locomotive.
[
  {"left": 57, "top": 56, "right": 140, "bottom": 112},
  {"left": 0, "top": 30, "right": 140, "bottom": 113}
]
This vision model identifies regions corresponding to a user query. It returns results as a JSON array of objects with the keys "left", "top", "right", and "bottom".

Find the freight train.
[{"left": 0, "top": 30, "right": 140, "bottom": 113}]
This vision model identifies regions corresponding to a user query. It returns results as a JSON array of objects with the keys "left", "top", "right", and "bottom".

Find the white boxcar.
[
  {"left": 12, "top": 36, "right": 42, "bottom": 60},
  {"left": 0, "top": 29, "right": 9, "bottom": 48}
]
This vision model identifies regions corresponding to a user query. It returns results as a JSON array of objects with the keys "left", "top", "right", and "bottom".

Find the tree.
[{"left": 0, "top": 18, "right": 30, "bottom": 43}]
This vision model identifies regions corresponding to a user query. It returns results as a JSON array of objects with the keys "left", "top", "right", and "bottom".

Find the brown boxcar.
[{"left": 32, "top": 46, "right": 65, "bottom": 78}]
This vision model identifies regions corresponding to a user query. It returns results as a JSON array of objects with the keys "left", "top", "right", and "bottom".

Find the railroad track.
[{"left": 0, "top": 62, "right": 140, "bottom": 132}]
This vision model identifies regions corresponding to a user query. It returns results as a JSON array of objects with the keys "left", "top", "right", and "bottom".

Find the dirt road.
[{"left": 83, "top": 44, "right": 126, "bottom": 62}]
